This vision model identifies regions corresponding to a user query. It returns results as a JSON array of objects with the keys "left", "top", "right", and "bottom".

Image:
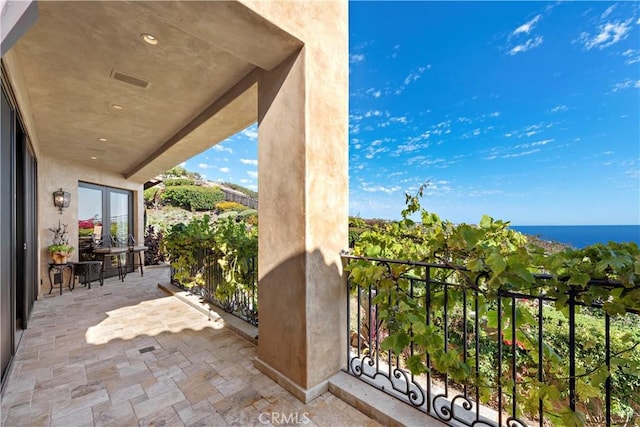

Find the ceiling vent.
[{"left": 110, "top": 70, "right": 151, "bottom": 89}]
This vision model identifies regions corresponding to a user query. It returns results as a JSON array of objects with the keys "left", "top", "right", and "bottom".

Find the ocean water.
[{"left": 510, "top": 225, "right": 640, "bottom": 249}]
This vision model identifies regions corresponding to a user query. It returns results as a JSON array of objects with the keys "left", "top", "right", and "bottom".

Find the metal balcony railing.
[
  {"left": 170, "top": 248, "right": 258, "bottom": 326},
  {"left": 341, "top": 253, "right": 640, "bottom": 427}
]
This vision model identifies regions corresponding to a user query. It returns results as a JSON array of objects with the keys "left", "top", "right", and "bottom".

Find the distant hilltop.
[{"left": 145, "top": 166, "right": 258, "bottom": 210}]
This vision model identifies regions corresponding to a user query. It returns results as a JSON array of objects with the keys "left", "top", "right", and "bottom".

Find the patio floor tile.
[{"left": 1, "top": 266, "right": 381, "bottom": 427}]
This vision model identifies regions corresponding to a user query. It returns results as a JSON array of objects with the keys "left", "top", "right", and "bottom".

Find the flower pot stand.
[{"left": 47, "top": 262, "right": 74, "bottom": 295}]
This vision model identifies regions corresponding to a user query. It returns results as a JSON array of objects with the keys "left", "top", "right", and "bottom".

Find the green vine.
[
  {"left": 163, "top": 215, "right": 257, "bottom": 301},
  {"left": 346, "top": 184, "right": 640, "bottom": 426},
  {"left": 212, "top": 217, "right": 258, "bottom": 300}
]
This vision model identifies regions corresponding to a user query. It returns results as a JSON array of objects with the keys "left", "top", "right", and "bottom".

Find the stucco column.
[{"left": 254, "top": 17, "right": 348, "bottom": 401}]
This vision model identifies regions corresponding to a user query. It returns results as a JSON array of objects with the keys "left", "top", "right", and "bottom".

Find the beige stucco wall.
[
  {"left": 4, "top": 48, "right": 142, "bottom": 299},
  {"left": 37, "top": 155, "right": 143, "bottom": 298},
  {"left": 6, "top": 0, "right": 349, "bottom": 402},
  {"left": 247, "top": 0, "right": 349, "bottom": 400}
]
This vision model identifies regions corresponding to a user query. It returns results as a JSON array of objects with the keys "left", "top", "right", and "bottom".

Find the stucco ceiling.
[{"left": 5, "top": 1, "right": 301, "bottom": 182}]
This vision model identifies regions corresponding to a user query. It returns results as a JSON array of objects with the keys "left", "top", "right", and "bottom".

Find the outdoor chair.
[
  {"left": 127, "top": 234, "right": 148, "bottom": 277},
  {"left": 92, "top": 230, "right": 127, "bottom": 282}
]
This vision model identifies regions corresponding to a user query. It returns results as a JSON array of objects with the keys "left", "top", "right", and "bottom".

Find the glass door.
[
  {"left": 110, "top": 191, "right": 130, "bottom": 246},
  {"left": 78, "top": 183, "right": 133, "bottom": 277},
  {"left": 78, "top": 185, "right": 103, "bottom": 261}
]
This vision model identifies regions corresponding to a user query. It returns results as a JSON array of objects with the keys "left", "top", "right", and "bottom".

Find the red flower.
[{"left": 78, "top": 219, "right": 94, "bottom": 229}]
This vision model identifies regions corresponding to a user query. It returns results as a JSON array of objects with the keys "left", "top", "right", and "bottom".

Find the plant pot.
[{"left": 51, "top": 251, "right": 70, "bottom": 264}]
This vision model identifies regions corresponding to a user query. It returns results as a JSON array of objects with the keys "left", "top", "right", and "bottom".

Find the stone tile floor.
[{"left": 1, "top": 266, "right": 380, "bottom": 427}]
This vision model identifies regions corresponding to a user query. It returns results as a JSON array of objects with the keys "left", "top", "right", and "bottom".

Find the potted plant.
[{"left": 48, "top": 221, "right": 74, "bottom": 264}]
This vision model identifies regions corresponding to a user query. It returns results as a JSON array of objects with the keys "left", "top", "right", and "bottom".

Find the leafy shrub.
[
  {"left": 217, "top": 211, "right": 238, "bottom": 220},
  {"left": 144, "top": 187, "right": 163, "bottom": 209},
  {"left": 161, "top": 185, "right": 224, "bottom": 211},
  {"left": 213, "top": 217, "right": 258, "bottom": 299},
  {"left": 348, "top": 227, "right": 365, "bottom": 248},
  {"left": 163, "top": 216, "right": 217, "bottom": 287},
  {"left": 215, "top": 201, "right": 247, "bottom": 213},
  {"left": 144, "top": 225, "right": 165, "bottom": 265},
  {"left": 238, "top": 209, "right": 258, "bottom": 226},
  {"left": 163, "top": 166, "right": 188, "bottom": 178},
  {"left": 238, "top": 209, "right": 257, "bottom": 217},
  {"left": 163, "top": 215, "right": 257, "bottom": 297},
  {"left": 164, "top": 178, "right": 194, "bottom": 186}
]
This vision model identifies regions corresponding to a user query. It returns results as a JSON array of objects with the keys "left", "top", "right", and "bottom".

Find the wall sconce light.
[{"left": 53, "top": 188, "right": 70, "bottom": 214}]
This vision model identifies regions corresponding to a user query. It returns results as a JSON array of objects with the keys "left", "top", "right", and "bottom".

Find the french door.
[
  {"left": 1, "top": 82, "right": 37, "bottom": 393},
  {"left": 77, "top": 182, "right": 133, "bottom": 277}
]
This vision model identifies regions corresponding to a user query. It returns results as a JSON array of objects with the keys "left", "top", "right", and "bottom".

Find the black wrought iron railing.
[
  {"left": 170, "top": 248, "right": 258, "bottom": 326},
  {"left": 341, "top": 253, "right": 640, "bottom": 427}
]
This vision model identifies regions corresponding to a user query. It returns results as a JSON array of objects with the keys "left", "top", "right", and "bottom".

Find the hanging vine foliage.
[
  {"left": 346, "top": 184, "right": 640, "bottom": 426},
  {"left": 163, "top": 215, "right": 257, "bottom": 299}
]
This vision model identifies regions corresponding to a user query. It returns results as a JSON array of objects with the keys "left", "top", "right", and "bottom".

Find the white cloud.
[
  {"left": 361, "top": 183, "right": 401, "bottom": 194},
  {"left": 531, "top": 138, "right": 554, "bottom": 146},
  {"left": 612, "top": 79, "right": 640, "bottom": 92},
  {"left": 242, "top": 128, "right": 258, "bottom": 139},
  {"left": 198, "top": 163, "right": 210, "bottom": 169},
  {"left": 394, "top": 142, "right": 428, "bottom": 155},
  {"left": 403, "top": 67, "right": 427, "bottom": 85},
  {"left": 513, "top": 15, "right": 542, "bottom": 36},
  {"left": 622, "top": 49, "right": 640, "bottom": 65},
  {"left": 577, "top": 19, "right": 633, "bottom": 49},
  {"left": 212, "top": 144, "right": 233, "bottom": 154},
  {"left": 219, "top": 167, "right": 230, "bottom": 173},
  {"left": 364, "top": 147, "right": 389, "bottom": 159},
  {"left": 550, "top": 104, "right": 568, "bottom": 113},
  {"left": 514, "top": 138, "right": 555, "bottom": 149},
  {"left": 239, "top": 179, "right": 250, "bottom": 184},
  {"left": 601, "top": 4, "right": 616, "bottom": 19},
  {"left": 240, "top": 159, "right": 258, "bottom": 166},
  {"left": 508, "top": 36, "right": 544, "bottom": 55},
  {"left": 395, "top": 66, "right": 428, "bottom": 94},
  {"left": 247, "top": 171, "right": 258, "bottom": 179},
  {"left": 364, "top": 110, "right": 384, "bottom": 118},
  {"left": 503, "top": 149, "right": 541, "bottom": 158},
  {"left": 365, "top": 88, "right": 381, "bottom": 98},
  {"left": 349, "top": 53, "right": 365, "bottom": 63}
]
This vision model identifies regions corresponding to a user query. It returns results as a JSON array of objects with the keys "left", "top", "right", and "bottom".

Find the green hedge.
[
  {"left": 164, "top": 178, "right": 194, "bottom": 186},
  {"left": 161, "top": 185, "right": 224, "bottom": 211},
  {"left": 143, "top": 187, "right": 159, "bottom": 202}
]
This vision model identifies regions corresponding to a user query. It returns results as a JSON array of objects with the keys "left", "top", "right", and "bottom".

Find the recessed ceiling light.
[
  {"left": 141, "top": 33, "right": 158, "bottom": 45},
  {"left": 98, "top": 138, "right": 107, "bottom": 142},
  {"left": 90, "top": 156, "right": 97, "bottom": 160},
  {"left": 111, "top": 104, "right": 124, "bottom": 110}
]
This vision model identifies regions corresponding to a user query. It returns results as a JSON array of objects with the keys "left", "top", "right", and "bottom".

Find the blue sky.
[{"left": 182, "top": 1, "right": 639, "bottom": 226}]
